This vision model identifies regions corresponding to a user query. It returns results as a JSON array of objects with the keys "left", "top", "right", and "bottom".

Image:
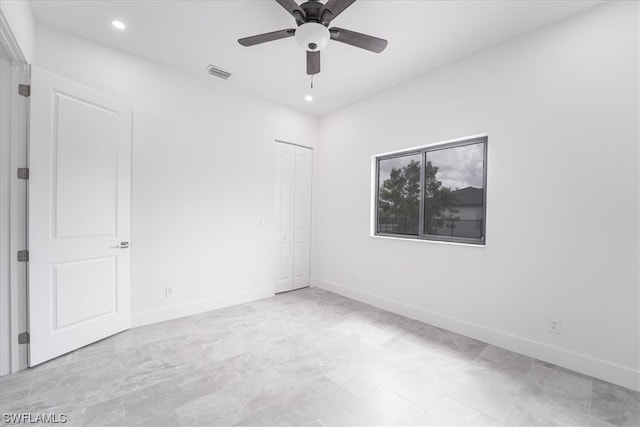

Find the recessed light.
[
  {"left": 111, "top": 20, "right": 126, "bottom": 30},
  {"left": 305, "top": 95, "right": 313, "bottom": 102}
]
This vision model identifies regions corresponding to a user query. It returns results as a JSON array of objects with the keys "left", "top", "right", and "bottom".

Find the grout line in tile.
[
  {"left": 442, "top": 392, "right": 500, "bottom": 424},
  {"left": 380, "top": 383, "right": 430, "bottom": 415}
]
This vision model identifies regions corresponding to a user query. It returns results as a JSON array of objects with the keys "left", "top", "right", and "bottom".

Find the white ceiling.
[{"left": 30, "top": 0, "right": 603, "bottom": 116}]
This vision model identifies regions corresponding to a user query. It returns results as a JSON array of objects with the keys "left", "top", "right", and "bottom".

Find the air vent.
[{"left": 206, "top": 65, "right": 232, "bottom": 80}]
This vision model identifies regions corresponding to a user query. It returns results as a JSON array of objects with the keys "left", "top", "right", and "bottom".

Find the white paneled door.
[
  {"left": 28, "top": 67, "right": 132, "bottom": 366},
  {"left": 275, "top": 142, "right": 312, "bottom": 293},
  {"left": 276, "top": 143, "right": 295, "bottom": 293}
]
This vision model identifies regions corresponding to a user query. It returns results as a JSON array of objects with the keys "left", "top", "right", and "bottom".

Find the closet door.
[
  {"left": 275, "top": 142, "right": 312, "bottom": 293},
  {"left": 292, "top": 146, "right": 312, "bottom": 290},
  {"left": 275, "top": 143, "right": 295, "bottom": 293}
]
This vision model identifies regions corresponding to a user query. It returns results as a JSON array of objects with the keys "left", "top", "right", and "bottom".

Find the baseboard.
[
  {"left": 312, "top": 277, "right": 640, "bottom": 392},
  {"left": 131, "top": 287, "right": 275, "bottom": 328}
]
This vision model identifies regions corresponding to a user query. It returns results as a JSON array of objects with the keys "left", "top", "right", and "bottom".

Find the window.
[{"left": 375, "top": 136, "right": 487, "bottom": 245}]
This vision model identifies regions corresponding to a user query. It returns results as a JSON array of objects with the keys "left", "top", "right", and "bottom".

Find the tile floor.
[{"left": 0, "top": 287, "right": 638, "bottom": 426}]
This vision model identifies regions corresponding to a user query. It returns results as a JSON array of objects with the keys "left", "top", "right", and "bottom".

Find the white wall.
[
  {"left": 313, "top": 1, "right": 639, "bottom": 391},
  {"left": 34, "top": 25, "right": 319, "bottom": 326},
  {"left": 0, "top": 0, "right": 34, "bottom": 63}
]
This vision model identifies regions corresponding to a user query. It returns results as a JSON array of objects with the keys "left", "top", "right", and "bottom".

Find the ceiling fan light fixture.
[{"left": 295, "top": 22, "right": 330, "bottom": 51}]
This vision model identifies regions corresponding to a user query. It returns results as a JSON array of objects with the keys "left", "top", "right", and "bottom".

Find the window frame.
[{"left": 374, "top": 136, "right": 488, "bottom": 245}]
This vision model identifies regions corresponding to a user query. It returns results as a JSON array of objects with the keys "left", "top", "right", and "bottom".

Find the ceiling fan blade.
[
  {"left": 320, "top": 0, "right": 357, "bottom": 24},
  {"left": 329, "top": 27, "right": 388, "bottom": 53},
  {"left": 307, "top": 50, "right": 320, "bottom": 75},
  {"left": 275, "top": 0, "right": 306, "bottom": 24},
  {"left": 238, "top": 29, "right": 296, "bottom": 47}
]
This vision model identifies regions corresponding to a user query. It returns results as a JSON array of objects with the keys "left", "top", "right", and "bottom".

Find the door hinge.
[
  {"left": 18, "top": 332, "right": 29, "bottom": 344},
  {"left": 18, "top": 84, "right": 30, "bottom": 97},
  {"left": 17, "top": 250, "right": 29, "bottom": 262},
  {"left": 17, "top": 167, "right": 29, "bottom": 180}
]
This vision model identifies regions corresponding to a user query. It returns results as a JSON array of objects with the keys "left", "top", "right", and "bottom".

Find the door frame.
[{"left": 0, "top": 9, "right": 29, "bottom": 373}]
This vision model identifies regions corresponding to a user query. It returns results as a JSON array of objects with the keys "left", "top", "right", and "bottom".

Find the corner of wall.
[{"left": 0, "top": 0, "right": 35, "bottom": 63}]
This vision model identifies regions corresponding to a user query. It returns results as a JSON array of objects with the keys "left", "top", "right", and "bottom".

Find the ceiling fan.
[{"left": 238, "top": 0, "right": 388, "bottom": 76}]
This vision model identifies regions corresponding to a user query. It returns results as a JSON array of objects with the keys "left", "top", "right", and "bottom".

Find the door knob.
[{"left": 110, "top": 241, "right": 129, "bottom": 249}]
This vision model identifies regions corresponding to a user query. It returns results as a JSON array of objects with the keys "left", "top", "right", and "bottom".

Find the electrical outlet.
[
  {"left": 165, "top": 286, "right": 174, "bottom": 298},
  {"left": 550, "top": 319, "right": 561, "bottom": 333}
]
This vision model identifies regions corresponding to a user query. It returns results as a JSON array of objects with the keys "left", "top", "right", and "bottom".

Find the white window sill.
[{"left": 370, "top": 233, "right": 486, "bottom": 248}]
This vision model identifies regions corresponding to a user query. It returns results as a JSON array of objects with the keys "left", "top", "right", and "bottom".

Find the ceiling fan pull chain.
[{"left": 311, "top": 74, "right": 314, "bottom": 89}]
